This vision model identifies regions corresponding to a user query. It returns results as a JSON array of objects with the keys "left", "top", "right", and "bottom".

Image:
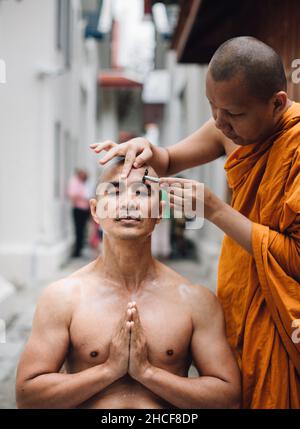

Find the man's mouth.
[{"left": 115, "top": 215, "right": 142, "bottom": 222}]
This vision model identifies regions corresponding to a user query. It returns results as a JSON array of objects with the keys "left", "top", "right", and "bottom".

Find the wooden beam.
[{"left": 175, "top": 0, "right": 203, "bottom": 62}]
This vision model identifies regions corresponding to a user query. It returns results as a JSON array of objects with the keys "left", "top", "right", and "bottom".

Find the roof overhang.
[
  {"left": 172, "top": 0, "right": 259, "bottom": 64},
  {"left": 98, "top": 71, "right": 144, "bottom": 89}
]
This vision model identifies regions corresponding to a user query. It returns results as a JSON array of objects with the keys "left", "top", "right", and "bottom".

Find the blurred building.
[{"left": 0, "top": 0, "right": 99, "bottom": 291}]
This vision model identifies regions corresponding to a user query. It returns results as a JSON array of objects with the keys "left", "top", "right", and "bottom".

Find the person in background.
[{"left": 68, "top": 169, "right": 91, "bottom": 258}]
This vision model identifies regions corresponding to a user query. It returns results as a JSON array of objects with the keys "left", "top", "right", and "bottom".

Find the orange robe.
[{"left": 218, "top": 102, "right": 300, "bottom": 408}]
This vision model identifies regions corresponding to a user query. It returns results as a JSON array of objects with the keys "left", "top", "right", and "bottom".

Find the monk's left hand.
[
  {"left": 159, "top": 177, "right": 217, "bottom": 220},
  {"left": 128, "top": 302, "right": 152, "bottom": 381}
]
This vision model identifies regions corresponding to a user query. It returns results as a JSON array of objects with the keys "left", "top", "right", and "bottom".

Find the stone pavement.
[{"left": 0, "top": 254, "right": 215, "bottom": 409}]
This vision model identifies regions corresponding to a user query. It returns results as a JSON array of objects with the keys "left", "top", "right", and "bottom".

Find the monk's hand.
[
  {"left": 159, "top": 177, "right": 217, "bottom": 220},
  {"left": 90, "top": 138, "right": 153, "bottom": 179},
  {"left": 128, "top": 302, "right": 151, "bottom": 382},
  {"left": 105, "top": 306, "right": 132, "bottom": 380}
]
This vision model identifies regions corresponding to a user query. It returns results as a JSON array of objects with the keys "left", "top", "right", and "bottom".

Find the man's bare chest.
[{"left": 67, "top": 291, "right": 193, "bottom": 371}]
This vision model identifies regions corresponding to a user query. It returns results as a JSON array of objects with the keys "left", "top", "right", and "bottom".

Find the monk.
[{"left": 91, "top": 36, "right": 300, "bottom": 408}]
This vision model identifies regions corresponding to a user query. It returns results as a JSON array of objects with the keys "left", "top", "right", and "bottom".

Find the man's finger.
[
  {"left": 131, "top": 306, "right": 142, "bottom": 328},
  {"left": 126, "top": 321, "right": 133, "bottom": 333}
]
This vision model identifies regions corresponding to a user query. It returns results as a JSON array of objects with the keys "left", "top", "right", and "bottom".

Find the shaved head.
[{"left": 208, "top": 36, "right": 287, "bottom": 102}]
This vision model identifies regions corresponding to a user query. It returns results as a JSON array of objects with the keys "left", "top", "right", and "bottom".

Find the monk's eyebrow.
[{"left": 108, "top": 181, "right": 120, "bottom": 187}]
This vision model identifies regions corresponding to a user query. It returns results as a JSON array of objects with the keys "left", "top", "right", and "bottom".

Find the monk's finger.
[
  {"left": 99, "top": 145, "right": 121, "bottom": 164},
  {"left": 121, "top": 149, "right": 137, "bottom": 179},
  {"left": 90, "top": 140, "right": 117, "bottom": 153},
  {"left": 169, "top": 194, "right": 184, "bottom": 206},
  {"left": 133, "top": 147, "right": 153, "bottom": 168},
  {"left": 164, "top": 186, "right": 185, "bottom": 197},
  {"left": 159, "top": 177, "right": 193, "bottom": 186}
]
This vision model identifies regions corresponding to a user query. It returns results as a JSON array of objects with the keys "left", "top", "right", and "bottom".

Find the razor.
[{"left": 142, "top": 168, "right": 160, "bottom": 183}]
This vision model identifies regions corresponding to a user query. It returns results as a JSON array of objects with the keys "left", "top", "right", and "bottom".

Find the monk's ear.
[
  {"left": 90, "top": 199, "right": 100, "bottom": 225},
  {"left": 272, "top": 91, "right": 288, "bottom": 116}
]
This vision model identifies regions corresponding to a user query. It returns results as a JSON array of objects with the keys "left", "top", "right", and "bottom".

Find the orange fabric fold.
[{"left": 217, "top": 102, "right": 300, "bottom": 408}]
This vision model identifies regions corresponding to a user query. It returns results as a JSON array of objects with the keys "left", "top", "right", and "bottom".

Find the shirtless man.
[{"left": 16, "top": 160, "right": 240, "bottom": 409}]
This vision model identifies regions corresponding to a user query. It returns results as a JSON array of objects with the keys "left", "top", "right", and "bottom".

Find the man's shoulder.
[
  {"left": 37, "top": 265, "right": 93, "bottom": 313},
  {"left": 158, "top": 261, "right": 220, "bottom": 311}
]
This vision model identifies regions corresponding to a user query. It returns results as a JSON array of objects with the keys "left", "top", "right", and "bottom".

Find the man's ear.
[
  {"left": 272, "top": 91, "right": 288, "bottom": 116},
  {"left": 90, "top": 199, "right": 100, "bottom": 225}
]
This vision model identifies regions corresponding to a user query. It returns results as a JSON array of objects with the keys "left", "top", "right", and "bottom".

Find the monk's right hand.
[
  {"left": 105, "top": 306, "right": 132, "bottom": 380},
  {"left": 90, "top": 137, "right": 153, "bottom": 179}
]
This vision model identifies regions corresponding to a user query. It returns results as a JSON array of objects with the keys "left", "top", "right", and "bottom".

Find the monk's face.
[
  {"left": 206, "top": 71, "right": 284, "bottom": 146},
  {"left": 90, "top": 164, "right": 162, "bottom": 240}
]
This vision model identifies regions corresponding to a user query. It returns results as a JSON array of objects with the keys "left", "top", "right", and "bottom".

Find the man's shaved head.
[{"left": 208, "top": 36, "right": 287, "bottom": 102}]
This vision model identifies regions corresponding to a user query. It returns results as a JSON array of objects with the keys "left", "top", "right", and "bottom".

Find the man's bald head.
[{"left": 208, "top": 36, "right": 287, "bottom": 102}]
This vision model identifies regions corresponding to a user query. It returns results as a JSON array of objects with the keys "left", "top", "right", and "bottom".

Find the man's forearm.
[
  {"left": 138, "top": 366, "right": 239, "bottom": 409},
  {"left": 17, "top": 363, "right": 117, "bottom": 409}
]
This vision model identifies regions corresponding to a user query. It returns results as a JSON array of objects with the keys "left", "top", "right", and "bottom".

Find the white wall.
[{"left": 0, "top": 0, "right": 98, "bottom": 286}]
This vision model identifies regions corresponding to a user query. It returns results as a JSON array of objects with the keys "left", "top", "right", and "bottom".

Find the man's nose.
[
  {"left": 119, "top": 192, "right": 140, "bottom": 210},
  {"left": 214, "top": 109, "right": 229, "bottom": 131}
]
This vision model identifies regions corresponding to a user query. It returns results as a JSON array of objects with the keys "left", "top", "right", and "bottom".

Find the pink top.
[{"left": 68, "top": 176, "right": 90, "bottom": 210}]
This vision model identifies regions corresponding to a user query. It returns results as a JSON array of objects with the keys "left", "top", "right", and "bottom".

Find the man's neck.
[{"left": 94, "top": 235, "right": 157, "bottom": 292}]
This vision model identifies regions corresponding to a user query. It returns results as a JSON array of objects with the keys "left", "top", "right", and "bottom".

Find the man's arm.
[
  {"left": 129, "top": 292, "right": 241, "bottom": 409},
  {"left": 16, "top": 282, "right": 129, "bottom": 409}
]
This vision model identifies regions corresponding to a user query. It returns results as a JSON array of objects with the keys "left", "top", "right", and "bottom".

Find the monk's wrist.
[{"left": 204, "top": 191, "right": 225, "bottom": 222}]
